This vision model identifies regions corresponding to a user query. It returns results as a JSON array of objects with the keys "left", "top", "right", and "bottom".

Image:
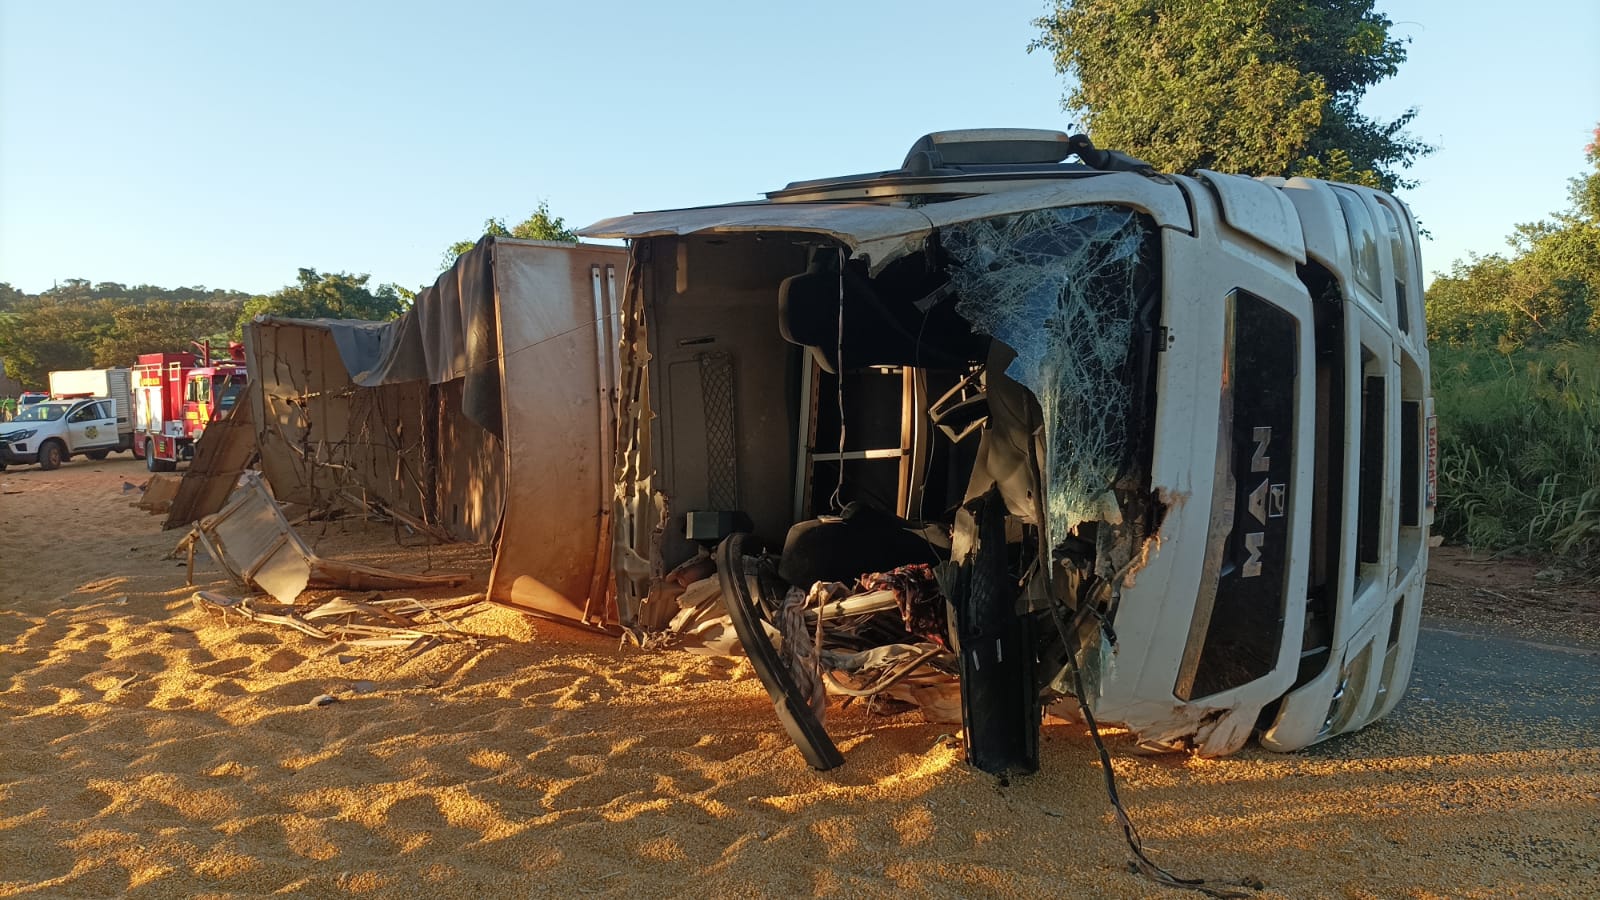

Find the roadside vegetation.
[
  {"left": 1431, "top": 344, "right": 1600, "bottom": 563},
  {"left": 0, "top": 207, "right": 568, "bottom": 390},
  {"left": 0, "top": 273, "right": 403, "bottom": 388},
  {"left": 1426, "top": 127, "right": 1600, "bottom": 569}
]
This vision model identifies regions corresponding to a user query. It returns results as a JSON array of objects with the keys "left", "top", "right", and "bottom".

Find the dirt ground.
[
  {"left": 1424, "top": 544, "right": 1600, "bottom": 642},
  {"left": 2, "top": 459, "right": 1596, "bottom": 899}
]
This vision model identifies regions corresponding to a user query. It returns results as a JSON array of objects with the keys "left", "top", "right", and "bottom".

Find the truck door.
[
  {"left": 66, "top": 401, "right": 119, "bottom": 451},
  {"left": 215, "top": 374, "right": 245, "bottom": 419},
  {"left": 187, "top": 373, "right": 212, "bottom": 432}
]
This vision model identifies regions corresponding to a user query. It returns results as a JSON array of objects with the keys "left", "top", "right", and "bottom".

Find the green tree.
[
  {"left": 1426, "top": 125, "right": 1600, "bottom": 348},
  {"left": 0, "top": 298, "right": 109, "bottom": 387},
  {"left": 237, "top": 268, "right": 407, "bottom": 335},
  {"left": 443, "top": 200, "right": 578, "bottom": 268},
  {"left": 1032, "top": 0, "right": 1432, "bottom": 190},
  {"left": 0, "top": 280, "right": 287, "bottom": 386},
  {"left": 92, "top": 299, "right": 241, "bottom": 367},
  {"left": 0, "top": 283, "right": 24, "bottom": 313}
]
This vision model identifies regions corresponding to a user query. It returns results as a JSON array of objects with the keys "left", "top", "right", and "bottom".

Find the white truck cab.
[
  {"left": 0, "top": 398, "right": 122, "bottom": 470},
  {"left": 577, "top": 128, "right": 1434, "bottom": 774}
]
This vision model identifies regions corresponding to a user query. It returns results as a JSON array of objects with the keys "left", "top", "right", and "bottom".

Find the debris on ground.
[
  {"left": 135, "top": 473, "right": 182, "bottom": 513},
  {"left": 192, "top": 589, "right": 484, "bottom": 652},
  {"left": 176, "top": 473, "right": 469, "bottom": 604}
]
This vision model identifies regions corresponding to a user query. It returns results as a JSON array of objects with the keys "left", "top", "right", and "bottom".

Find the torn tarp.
[{"left": 256, "top": 234, "right": 503, "bottom": 436}]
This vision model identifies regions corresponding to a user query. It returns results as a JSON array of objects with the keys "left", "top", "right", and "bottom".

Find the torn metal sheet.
[
  {"left": 137, "top": 473, "right": 183, "bottom": 514},
  {"left": 193, "top": 590, "right": 483, "bottom": 651},
  {"left": 188, "top": 473, "right": 469, "bottom": 604},
  {"left": 580, "top": 201, "right": 932, "bottom": 274},
  {"left": 164, "top": 395, "right": 256, "bottom": 530},
  {"left": 578, "top": 173, "right": 1191, "bottom": 276},
  {"left": 193, "top": 472, "right": 319, "bottom": 602}
]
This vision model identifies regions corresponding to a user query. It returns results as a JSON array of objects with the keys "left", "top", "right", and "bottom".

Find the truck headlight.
[{"left": 3, "top": 429, "right": 35, "bottom": 441}]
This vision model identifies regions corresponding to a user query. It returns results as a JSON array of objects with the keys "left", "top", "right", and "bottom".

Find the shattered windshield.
[
  {"left": 945, "top": 204, "right": 1147, "bottom": 549},
  {"left": 11, "top": 402, "right": 71, "bottom": 423}
]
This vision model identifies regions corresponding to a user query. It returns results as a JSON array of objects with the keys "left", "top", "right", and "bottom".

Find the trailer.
[
  {"left": 133, "top": 346, "right": 248, "bottom": 472},
  {"left": 47, "top": 367, "right": 135, "bottom": 453}
]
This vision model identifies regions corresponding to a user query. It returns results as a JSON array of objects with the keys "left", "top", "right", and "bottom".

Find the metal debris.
[{"left": 192, "top": 589, "right": 484, "bottom": 651}]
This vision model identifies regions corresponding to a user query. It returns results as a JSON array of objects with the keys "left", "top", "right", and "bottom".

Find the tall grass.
[{"left": 1431, "top": 344, "right": 1600, "bottom": 566}]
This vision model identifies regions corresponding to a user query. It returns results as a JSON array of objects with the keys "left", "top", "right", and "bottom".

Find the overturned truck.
[{"left": 247, "top": 129, "right": 1434, "bottom": 775}]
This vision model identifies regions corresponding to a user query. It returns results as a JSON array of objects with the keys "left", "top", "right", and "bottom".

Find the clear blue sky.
[{"left": 1, "top": 1, "right": 1596, "bottom": 295}]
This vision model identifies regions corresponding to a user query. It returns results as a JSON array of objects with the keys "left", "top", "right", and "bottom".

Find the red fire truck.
[{"left": 132, "top": 342, "right": 248, "bottom": 472}]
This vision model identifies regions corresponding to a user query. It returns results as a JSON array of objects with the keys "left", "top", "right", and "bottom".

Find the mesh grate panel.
[{"left": 699, "top": 351, "right": 739, "bottom": 510}]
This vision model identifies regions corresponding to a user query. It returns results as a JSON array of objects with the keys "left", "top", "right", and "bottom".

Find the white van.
[{"left": 581, "top": 128, "right": 1434, "bottom": 773}]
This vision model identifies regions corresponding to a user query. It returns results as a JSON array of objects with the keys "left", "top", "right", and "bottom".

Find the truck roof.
[
  {"left": 578, "top": 129, "right": 1178, "bottom": 264},
  {"left": 765, "top": 129, "right": 1143, "bottom": 202}
]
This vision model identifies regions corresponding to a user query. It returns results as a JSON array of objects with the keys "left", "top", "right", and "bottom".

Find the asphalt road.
[{"left": 1411, "top": 616, "right": 1600, "bottom": 736}]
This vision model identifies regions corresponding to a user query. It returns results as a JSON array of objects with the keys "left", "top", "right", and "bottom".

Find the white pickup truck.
[{"left": 0, "top": 397, "right": 122, "bottom": 470}]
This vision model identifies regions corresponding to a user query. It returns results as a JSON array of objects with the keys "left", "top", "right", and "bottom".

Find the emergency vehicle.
[{"left": 132, "top": 343, "right": 248, "bottom": 472}]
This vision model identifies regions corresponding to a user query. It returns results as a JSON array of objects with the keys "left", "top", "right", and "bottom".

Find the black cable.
[
  {"left": 1068, "top": 659, "right": 1257, "bottom": 898},
  {"left": 1025, "top": 406, "right": 1255, "bottom": 897}
]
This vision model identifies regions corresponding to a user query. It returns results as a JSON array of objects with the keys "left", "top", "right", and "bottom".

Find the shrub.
[{"left": 1431, "top": 344, "right": 1600, "bottom": 567}]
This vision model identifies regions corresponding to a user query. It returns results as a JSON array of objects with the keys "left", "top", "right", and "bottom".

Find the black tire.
[
  {"left": 144, "top": 438, "right": 176, "bottom": 472},
  {"left": 37, "top": 440, "right": 64, "bottom": 471},
  {"left": 87, "top": 449, "right": 110, "bottom": 461},
  {"left": 715, "top": 534, "right": 844, "bottom": 770}
]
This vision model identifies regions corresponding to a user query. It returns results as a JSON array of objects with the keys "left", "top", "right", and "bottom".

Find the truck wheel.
[
  {"left": 37, "top": 440, "right": 64, "bottom": 471},
  {"left": 144, "top": 438, "right": 175, "bottom": 473},
  {"left": 87, "top": 449, "right": 110, "bottom": 461}
]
